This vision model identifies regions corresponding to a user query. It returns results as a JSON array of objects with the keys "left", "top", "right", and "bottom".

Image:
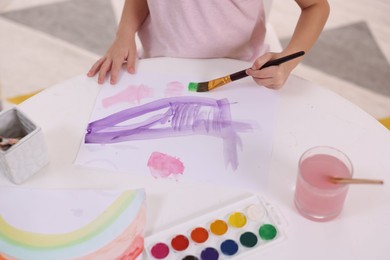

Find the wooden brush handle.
[{"left": 330, "top": 177, "right": 384, "bottom": 185}]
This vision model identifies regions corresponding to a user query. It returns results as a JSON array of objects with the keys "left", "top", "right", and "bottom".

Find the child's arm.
[
  {"left": 87, "top": 0, "right": 149, "bottom": 85},
  {"left": 247, "top": 0, "right": 330, "bottom": 89}
]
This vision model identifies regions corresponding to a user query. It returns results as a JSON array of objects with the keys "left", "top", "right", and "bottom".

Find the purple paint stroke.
[{"left": 85, "top": 96, "right": 255, "bottom": 170}]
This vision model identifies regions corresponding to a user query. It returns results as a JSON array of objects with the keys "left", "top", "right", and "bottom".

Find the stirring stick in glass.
[{"left": 329, "top": 177, "right": 384, "bottom": 185}]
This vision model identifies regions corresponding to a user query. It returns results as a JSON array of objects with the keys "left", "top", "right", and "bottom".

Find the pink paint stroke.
[
  {"left": 102, "top": 84, "right": 154, "bottom": 108},
  {"left": 164, "top": 81, "right": 185, "bottom": 97},
  {"left": 147, "top": 152, "right": 185, "bottom": 179}
]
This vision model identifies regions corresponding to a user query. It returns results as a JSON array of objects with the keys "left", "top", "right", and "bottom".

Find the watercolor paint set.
[{"left": 143, "top": 195, "right": 286, "bottom": 260}]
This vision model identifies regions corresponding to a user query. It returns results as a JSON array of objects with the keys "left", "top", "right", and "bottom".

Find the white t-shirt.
[{"left": 138, "top": 0, "right": 268, "bottom": 62}]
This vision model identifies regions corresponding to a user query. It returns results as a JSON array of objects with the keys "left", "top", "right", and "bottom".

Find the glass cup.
[{"left": 294, "top": 146, "right": 353, "bottom": 222}]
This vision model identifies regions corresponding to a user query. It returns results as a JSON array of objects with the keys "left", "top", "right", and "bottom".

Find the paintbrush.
[
  {"left": 188, "top": 51, "right": 305, "bottom": 92},
  {"left": 329, "top": 177, "right": 384, "bottom": 185}
]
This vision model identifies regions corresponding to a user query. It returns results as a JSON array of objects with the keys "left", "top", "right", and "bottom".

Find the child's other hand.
[
  {"left": 246, "top": 52, "right": 294, "bottom": 90},
  {"left": 87, "top": 36, "right": 137, "bottom": 85}
]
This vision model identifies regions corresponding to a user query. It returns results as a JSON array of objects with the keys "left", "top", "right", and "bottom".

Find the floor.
[{"left": 0, "top": 0, "right": 389, "bottom": 120}]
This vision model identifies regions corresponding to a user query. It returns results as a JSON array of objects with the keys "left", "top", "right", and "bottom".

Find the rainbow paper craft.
[{"left": 0, "top": 187, "right": 146, "bottom": 260}]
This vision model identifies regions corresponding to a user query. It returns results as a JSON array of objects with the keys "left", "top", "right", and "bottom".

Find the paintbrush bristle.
[
  {"left": 188, "top": 82, "right": 199, "bottom": 92},
  {"left": 188, "top": 82, "right": 209, "bottom": 92},
  {"left": 195, "top": 82, "right": 209, "bottom": 92}
]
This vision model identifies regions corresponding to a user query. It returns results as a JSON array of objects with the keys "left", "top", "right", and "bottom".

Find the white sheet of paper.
[{"left": 75, "top": 72, "right": 279, "bottom": 191}]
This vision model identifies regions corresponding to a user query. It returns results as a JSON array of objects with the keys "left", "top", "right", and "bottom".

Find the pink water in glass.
[{"left": 294, "top": 147, "right": 353, "bottom": 221}]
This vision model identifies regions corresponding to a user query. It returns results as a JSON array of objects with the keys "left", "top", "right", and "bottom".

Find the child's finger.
[
  {"left": 252, "top": 74, "right": 285, "bottom": 89},
  {"left": 126, "top": 50, "right": 137, "bottom": 74},
  {"left": 87, "top": 58, "right": 105, "bottom": 77},
  {"left": 251, "top": 52, "right": 273, "bottom": 70},
  {"left": 110, "top": 58, "right": 125, "bottom": 84},
  {"left": 247, "top": 66, "right": 277, "bottom": 79},
  {"left": 127, "top": 59, "right": 136, "bottom": 74},
  {"left": 98, "top": 60, "right": 112, "bottom": 84}
]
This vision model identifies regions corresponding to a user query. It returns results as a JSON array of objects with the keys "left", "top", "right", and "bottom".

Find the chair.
[{"left": 379, "top": 117, "right": 390, "bottom": 130}]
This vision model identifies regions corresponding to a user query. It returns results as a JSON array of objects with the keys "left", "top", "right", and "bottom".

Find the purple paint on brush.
[{"left": 85, "top": 96, "right": 254, "bottom": 170}]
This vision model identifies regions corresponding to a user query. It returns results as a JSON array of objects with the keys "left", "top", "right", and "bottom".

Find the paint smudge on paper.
[
  {"left": 147, "top": 152, "right": 185, "bottom": 179},
  {"left": 86, "top": 96, "right": 255, "bottom": 170},
  {"left": 102, "top": 84, "right": 154, "bottom": 108},
  {"left": 164, "top": 81, "right": 185, "bottom": 97}
]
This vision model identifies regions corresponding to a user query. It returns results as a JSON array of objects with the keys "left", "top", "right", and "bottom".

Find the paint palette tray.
[{"left": 144, "top": 195, "right": 286, "bottom": 259}]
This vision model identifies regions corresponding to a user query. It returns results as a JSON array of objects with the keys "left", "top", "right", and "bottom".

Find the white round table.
[{"left": 3, "top": 58, "right": 390, "bottom": 260}]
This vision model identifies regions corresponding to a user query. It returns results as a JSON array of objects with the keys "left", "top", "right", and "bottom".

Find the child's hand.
[
  {"left": 87, "top": 36, "right": 137, "bottom": 85},
  {"left": 246, "top": 52, "right": 295, "bottom": 90}
]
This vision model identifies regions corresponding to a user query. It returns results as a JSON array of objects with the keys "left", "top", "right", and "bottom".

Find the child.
[{"left": 87, "top": 0, "right": 329, "bottom": 89}]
